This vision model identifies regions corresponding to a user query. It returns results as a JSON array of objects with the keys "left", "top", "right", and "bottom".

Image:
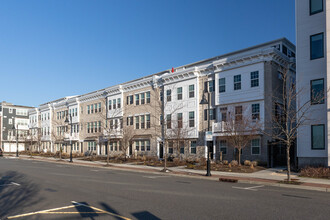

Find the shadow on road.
[
  {"left": 132, "top": 211, "right": 161, "bottom": 220},
  {"left": 75, "top": 201, "right": 99, "bottom": 219},
  {"left": 0, "top": 171, "right": 41, "bottom": 219}
]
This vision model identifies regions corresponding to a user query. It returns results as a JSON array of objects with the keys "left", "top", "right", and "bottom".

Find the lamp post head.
[
  {"left": 64, "top": 116, "right": 69, "bottom": 124},
  {"left": 200, "top": 93, "right": 208, "bottom": 105}
]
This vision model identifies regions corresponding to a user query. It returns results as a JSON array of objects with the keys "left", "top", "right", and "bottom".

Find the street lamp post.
[
  {"left": 65, "top": 114, "right": 73, "bottom": 163},
  {"left": 200, "top": 91, "right": 211, "bottom": 176},
  {"left": 12, "top": 124, "right": 19, "bottom": 157}
]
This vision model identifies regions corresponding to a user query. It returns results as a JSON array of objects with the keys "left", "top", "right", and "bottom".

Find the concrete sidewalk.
[{"left": 11, "top": 155, "right": 330, "bottom": 192}]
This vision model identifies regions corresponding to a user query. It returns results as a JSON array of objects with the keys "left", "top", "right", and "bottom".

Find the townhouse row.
[{"left": 1, "top": 38, "right": 296, "bottom": 166}]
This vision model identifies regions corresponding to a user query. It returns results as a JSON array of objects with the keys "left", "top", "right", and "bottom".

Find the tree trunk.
[
  {"left": 286, "top": 145, "right": 291, "bottom": 181},
  {"left": 238, "top": 147, "right": 241, "bottom": 166},
  {"left": 107, "top": 143, "right": 110, "bottom": 165},
  {"left": 163, "top": 142, "right": 167, "bottom": 171}
]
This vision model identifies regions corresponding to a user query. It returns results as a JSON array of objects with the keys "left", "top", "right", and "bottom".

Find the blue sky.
[{"left": 0, "top": 0, "right": 295, "bottom": 107}]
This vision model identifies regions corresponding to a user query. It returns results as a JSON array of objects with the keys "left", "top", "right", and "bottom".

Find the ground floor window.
[
  {"left": 88, "top": 142, "right": 96, "bottom": 151},
  {"left": 311, "top": 124, "right": 325, "bottom": 149},
  {"left": 134, "top": 140, "right": 150, "bottom": 151},
  {"left": 251, "top": 139, "right": 260, "bottom": 155},
  {"left": 168, "top": 141, "right": 173, "bottom": 154},
  {"left": 190, "top": 141, "right": 196, "bottom": 154},
  {"left": 180, "top": 141, "right": 184, "bottom": 154},
  {"left": 219, "top": 140, "right": 227, "bottom": 155}
]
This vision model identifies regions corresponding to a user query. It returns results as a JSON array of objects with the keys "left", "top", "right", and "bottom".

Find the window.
[
  {"left": 140, "top": 115, "right": 145, "bottom": 129},
  {"left": 219, "top": 78, "right": 225, "bottom": 93},
  {"left": 180, "top": 141, "right": 184, "bottom": 154},
  {"left": 166, "top": 89, "right": 171, "bottom": 102},
  {"left": 135, "top": 116, "right": 139, "bottom": 129},
  {"left": 146, "top": 140, "right": 150, "bottom": 151},
  {"left": 311, "top": 33, "right": 324, "bottom": 60},
  {"left": 167, "top": 114, "right": 171, "bottom": 129},
  {"left": 9, "top": 118, "right": 12, "bottom": 124},
  {"left": 189, "top": 85, "right": 195, "bottom": 98},
  {"left": 234, "top": 75, "right": 241, "bottom": 90},
  {"left": 91, "top": 104, "right": 94, "bottom": 114},
  {"left": 108, "top": 100, "right": 112, "bottom": 110},
  {"left": 160, "top": 91, "right": 163, "bottom": 101},
  {"left": 209, "top": 80, "right": 215, "bottom": 92},
  {"left": 94, "top": 104, "right": 98, "bottom": 113},
  {"left": 141, "top": 141, "right": 145, "bottom": 151},
  {"left": 252, "top": 104, "right": 260, "bottom": 120},
  {"left": 110, "top": 120, "right": 114, "bottom": 129},
  {"left": 190, "top": 141, "right": 196, "bottom": 154},
  {"left": 311, "top": 124, "right": 325, "bottom": 149},
  {"left": 168, "top": 141, "right": 173, "bottom": 154},
  {"left": 135, "top": 141, "right": 139, "bottom": 151},
  {"left": 219, "top": 140, "right": 227, "bottom": 155},
  {"left": 129, "top": 116, "right": 133, "bottom": 126},
  {"left": 177, "top": 87, "right": 182, "bottom": 100},
  {"left": 177, "top": 113, "right": 183, "bottom": 128},
  {"left": 221, "top": 112, "right": 227, "bottom": 122},
  {"left": 87, "top": 123, "right": 90, "bottom": 133},
  {"left": 310, "top": 0, "right": 323, "bottom": 15},
  {"left": 141, "top": 93, "right": 145, "bottom": 105},
  {"left": 251, "top": 71, "right": 259, "bottom": 87},
  {"left": 135, "top": 94, "right": 139, "bottom": 105},
  {"left": 117, "top": 99, "right": 121, "bottom": 108},
  {"left": 9, "top": 108, "right": 13, "bottom": 113},
  {"left": 75, "top": 108, "right": 77, "bottom": 116},
  {"left": 251, "top": 139, "right": 260, "bottom": 155},
  {"left": 129, "top": 95, "right": 134, "bottom": 105},
  {"left": 189, "top": 111, "right": 195, "bottom": 127},
  {"left": 98, "top": 103, "right": 101, "bottom": 112},
  {"left": 311, "top": 79, "right": 324, "bottom": 104},
  {"left": 146, "top": 92, "right": 150, "bottom": 103},
  {"left": 235, "top": 106, "right": 242, "bottom": 121},
  {"left": 113, "top": 99, "right": 116, "bottom": 109},
  {"left": 94, "top": 121, "right": 97, "bottom": 132},
  {"left": 146, "top": 114, "right": 151, "bottom": 129},
  {"left": 98, "top": 121, "right": 101, "bottom": 132},
  {"left": 209, "top": 109, "right": 216, "bottom": 120},
  {"left": 88, "top": 105, "right": 90, "bottom": 114}
]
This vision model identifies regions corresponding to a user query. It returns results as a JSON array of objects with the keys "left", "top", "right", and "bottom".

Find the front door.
[
  {"left": 159, "top": 143, "right": 164, "bottom": 159},
  {"left": 207, "top": 141, "right": 214, "bottom": 159}
]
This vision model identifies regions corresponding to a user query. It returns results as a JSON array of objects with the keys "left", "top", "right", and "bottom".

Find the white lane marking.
[
  {"left": 0, "top": 182, "right": 21, "bottom": 187},
  {"left": 232, "top": 185, "right": 264, "bottom": 191},
  {"left": 142, "top": 175, "right": 170, "bottom": 179}
]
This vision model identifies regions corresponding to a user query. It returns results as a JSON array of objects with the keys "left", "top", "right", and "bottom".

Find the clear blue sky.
[{"left": 0, "top": 0, "right": 295, "bottom": 107}]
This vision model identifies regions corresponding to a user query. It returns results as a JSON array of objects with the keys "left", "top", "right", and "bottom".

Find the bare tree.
[
  {"left": 265, "top": 64, "right": 318, "bottom": 181},
  {"left": 220, "top": 107, "right": 261, "bottom": 166}
]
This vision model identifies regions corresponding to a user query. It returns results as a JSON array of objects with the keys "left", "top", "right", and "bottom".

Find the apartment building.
[
  {"left": 28, "top": 38, "right": 295, "bottom": 166},
  {"left": 0, "top": 101, "right": 34, "bottom": 152},
  {"left": 296, "top": 0, "right": 329, "bottom": 167}
]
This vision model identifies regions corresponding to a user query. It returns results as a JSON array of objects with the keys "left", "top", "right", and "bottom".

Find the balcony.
[
  {"left": 64, "top": 133, "right": 79, "bottom": 141},
  {"left": 212, "top": 121, "right": 262, "bottom": 136}
]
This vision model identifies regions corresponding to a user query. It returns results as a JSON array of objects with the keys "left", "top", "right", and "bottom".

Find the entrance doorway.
[
  {"left": 159, "top": 143, "right": 164, "bottom": 159},
  {"left": 207, "top": 141, "right": 213, "bottom": 159}
]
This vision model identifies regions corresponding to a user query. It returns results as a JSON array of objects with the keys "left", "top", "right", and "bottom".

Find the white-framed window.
[
  {"left": 177, "top": 87, "right": 183, "bottom": 100},
  {"left": 189, "top": 85, "right": 195, "bottom": 98},
  {"left": 234, "top": 75, "right": 241, "bottom": 90},
  {"left": 190, "top": 141, "right": 197, "bottom": 154},
  {"left": 251, "top": 71, "right": 259, "bottom": 87},
  {"left": 219, "top": 140, "right": 227, "bottom": 155},
  {"left": 251, "top": 139, "right": 261, "bottom": 155},
  {"left": 219, "top": 78, "right": 225, "bottom": 93},
  {"left": 9, "top": 118, "right": 12, "bottom": 124},
  {"left": 189, "top": 111, "right": 195, "bottom": 127},
  {"left": 9, "top": 108, "right": 13, "bottom": 114},
  {"left": 252, "top": 104, "right": 260, "bottom": 120}
]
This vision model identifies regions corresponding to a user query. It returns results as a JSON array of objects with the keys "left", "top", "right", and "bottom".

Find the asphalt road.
[{"left": 0, "top": 157, "right": 330, "bottom": 220}]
